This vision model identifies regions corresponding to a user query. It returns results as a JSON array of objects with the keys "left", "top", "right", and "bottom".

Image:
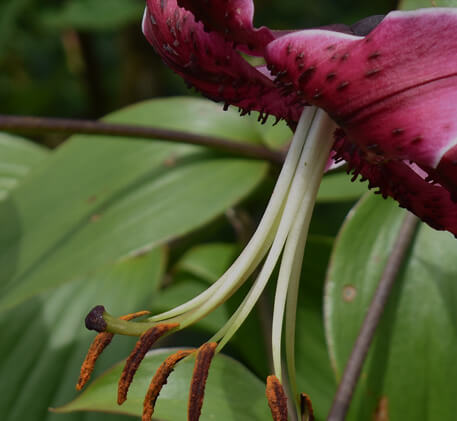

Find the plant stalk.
[
  {"left": 0, "top": 114, "right": 285, "bottom": 164},
  {"left": 327, "top": 211, "right": 419, "bottom": 421}
]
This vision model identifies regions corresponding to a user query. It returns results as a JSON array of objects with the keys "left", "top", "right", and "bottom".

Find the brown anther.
[
  {"left": 266, "top": 375, "right": 288, "bottom": 421},
  {"left": 300, "top": 393, "right": 315, "bottom": 421},
  {"left": 188, "top": 342, "right": 217, "bottom": 421},
  {"left": 76, "top": 310, "right": 150, "bottom": 391},
  {"left": 142, "top": 349, "right": 195, "bottom": 421},
  {"left": 77, "top": 332, "right": 114, "bottom": 390},
  {"left": 118, "top": 323, "right": 179, "bottom": 405},
  {"left": 120, "top": 310, "right": 151, "bottom": 321}
]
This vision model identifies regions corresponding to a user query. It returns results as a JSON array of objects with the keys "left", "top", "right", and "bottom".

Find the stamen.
[
  {"left": 300, "top": 393, "right": 315, "bottom": 421},
  {"left": 211, "top": 110, "right": 336, "bottom": 354},
  {"left": 77, "top": 310, "right": 151, "bottom": 390},
  {"left": 118, "top": 323, "right": 179, "bottom": 404},
  {"left": 266, "top": 375, "right": 288, "bottom": 421},
  {"left": 188, "top": 342, "right": 217, "bottom": 421},
  {"left": 77, "top": 332, "right": 114, "bottom": 390},
  {"left": 147, "top": 109, "right": 317, "bottom": 325},
  {"left": 143, "top": 349, "right": 195, "bottom": 421}
]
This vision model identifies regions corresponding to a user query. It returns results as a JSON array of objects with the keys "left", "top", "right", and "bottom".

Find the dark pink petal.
[
  {"left": 143, "top": 1, "right": 303, "bottom": 123},
  {"left": 176, "top": 0, "right": 274, "bottom": 55},
  {"left": 265, "top": 9, "right": 457, "bottom": 171},
  {"left": 334, "top": 132, "right": 457, "bottom": 236}
]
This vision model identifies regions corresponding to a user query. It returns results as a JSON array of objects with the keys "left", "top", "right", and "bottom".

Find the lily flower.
[{"left": 76, "top": 2, "right": 457, "bottom": 420}]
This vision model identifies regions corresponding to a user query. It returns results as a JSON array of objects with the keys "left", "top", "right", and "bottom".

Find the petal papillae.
[
  {"left": 143, "top": 0, "right": 303, "bottom": 123},
  {"left": 143, "top": 3, "right": 457, "bottom": 235},
  {"left": 265, "top": 9, "right": 457, "bottom": 168},
  {"left": 265, "top": 9, "right": 457, "bottom": 233},
  {"left": 177, "top": 0, "right": 274, "bottom": 54}
]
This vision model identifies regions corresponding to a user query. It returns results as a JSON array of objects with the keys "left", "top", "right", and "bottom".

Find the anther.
[
  {"left": 266, "top": 375, "right": 288, "bottom": 421},
  {"left": 300, "top": 393, "right": 315, "bottom": 421},
  {"left": 188, "top": 342, "right": 218, "bottom": 421},
  {"left": 118, "top": 323, "right": 179, "bottom": 405},
  {"left": 143, "top": 349, "right": 195, "bottom": 421},
  {"left": 77, "top": 332, "right": 114, "bottom": 390}
]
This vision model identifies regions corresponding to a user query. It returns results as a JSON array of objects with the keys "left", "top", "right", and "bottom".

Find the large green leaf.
[
  {"left": 294, "top": 236, "right": 336, "bottom": 420},
  {"left": 325, "top": 194, "right": 457, "bottom": 420},
  {"left": 174, "top": 242, "right": 240, "bottom": 285},
  {"left": 39, "top": 0, "right": 144, "bottom": 32},
  {"left": 155, "top": 242, "right": 270, "bottom": 376},
  {"left": 0, "top": 132, "right": 48, "bottom": 200},
  {"left": 57, "top": 348, "right": 271, "bottom": 421},
  {"left": 0, "top": 97, "right": 268, "bottom": 312},
  {"left": 399, "top": 0, "right": 457, "bottom": 9},
  {"left": 317, "top": 172, "right": 367, "bottom": 203},
  {"left": 0, "top": 246, "right": 165, "bottom": 421}
]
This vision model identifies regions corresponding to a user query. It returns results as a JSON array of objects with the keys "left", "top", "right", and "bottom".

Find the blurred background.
[{"left": 1, "top": 0, "right": 396, "bottom": 137}]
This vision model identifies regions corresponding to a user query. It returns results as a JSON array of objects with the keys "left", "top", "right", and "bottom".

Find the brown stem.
[
  {"left": 0, "top": 114, "right": 285, "bottom": 164},
  {"left": 327, "top": 212, "right": 419, "bottom": 421}
]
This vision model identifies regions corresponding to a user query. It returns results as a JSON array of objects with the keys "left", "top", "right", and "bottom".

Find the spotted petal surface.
[
  {"left": 266, "top": 9, "right": 457, "bottom": 170},
  {"left": 334, "top": 133, "right": 457, "bottom": 234},
  {"left": 265, "top": 9, "right": 457, "bottom": 233},
  {"left": 177, "top": 0, "right": 274, "bottom": 55},
  {"left": 143, "top": 0, "right": 302, "bottom": 123},
  {"left": 144, "top": 3, "right": 457, "bottom": 235}
]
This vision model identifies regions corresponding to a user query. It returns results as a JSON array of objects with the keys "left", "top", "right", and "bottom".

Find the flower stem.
[
  {"left": 327, "top": 212, "right": 419, "bottom": 421},
  {"left": 0, "top": 114, "right": 285, "bottom": 164}
]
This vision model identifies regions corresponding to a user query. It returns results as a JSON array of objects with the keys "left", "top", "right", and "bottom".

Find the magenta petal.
[
  {"left": 176, "top": 0, "right": 274, "bottom": 55},
  {"left": 265, "top": 9, "right": 457, "bottom": 169},
  {"left": 143, "top": 1, "right": 302, "bottom": 123},
  {"left": 334, "top": 134, "right": 457, "bottom": 236}
]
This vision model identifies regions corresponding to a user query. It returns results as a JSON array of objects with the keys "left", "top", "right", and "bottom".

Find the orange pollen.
[
  {"left": 300, "top": 392, "right": 315, "bottom": 421},
  {"left": 118, "top": 323, "right": 179, "bottom": 405},
  {"left": 266, "top": 375, "right": 288, "bottom": 421},
  {"left": 120, "top": 310, "right": 151, "bottom": 321},
  {"left": 76, "top": 332, "right": 114, "bottom": 390},
  {"left": 76, "top": 310, "right": 150, "bottom": 391},
  {"left": 142, "top": 349, "right": 195, "bottom": 421},
  {"left": 188, "top": 342, "right": 218, "bottom": 421}
]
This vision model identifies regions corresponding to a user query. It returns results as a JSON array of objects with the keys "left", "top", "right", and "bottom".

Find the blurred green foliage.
[{"left": 0, "top": 0, "right": 396, "bottom": 122}]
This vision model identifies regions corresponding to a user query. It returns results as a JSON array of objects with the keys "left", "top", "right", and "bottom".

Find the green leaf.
[
  {"left": 325, "top": 193, "right": 457, "bottom": 420},
  {"left": 0, "top": 97, "right": 268, "bottom": 313},
  {"left": 398, "top": 0, "right": 457, "bottom": 10},
  {"left": 0, "top": 132, "right": 48, "bottom": 200},
  {"left": 57, "top": 348, "right": 271, "bottom": 421},
  {"left": 156, "top": 242, "right": 269, "bottom": 376},
  {"left": 0, "top": 246, "right": 165, "bottom": 421},
  {"left": 39, "top": 0, "right": 144, "bottom": 32},
  {"left": 253, "top": 115, "right": 292, "bottom": 150},
  {"left": 174, "top": 242, "right": 240, "bottom": 284},
  {"left": 0, "top": 0, "right": 34, "bottom": 61},
  {"left": 152, "top": 277, "right": 230, "bottom": 334},
  {"left": 317, "top": 172, "right": 367, "bottom": 203},
  {"left": 295, "top": 236, "right": 336, "bottom": 420}
]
